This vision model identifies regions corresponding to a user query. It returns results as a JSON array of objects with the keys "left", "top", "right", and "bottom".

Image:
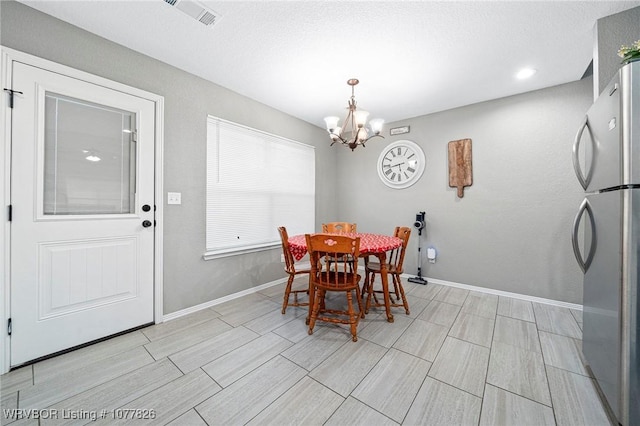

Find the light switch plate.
[{"left": 167, "top": 192, "right": 181, "bottom": 205}]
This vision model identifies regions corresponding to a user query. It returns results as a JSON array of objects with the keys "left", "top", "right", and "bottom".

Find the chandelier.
[{"left": 324, "top": 79, "right": 384, "bottom": 151}]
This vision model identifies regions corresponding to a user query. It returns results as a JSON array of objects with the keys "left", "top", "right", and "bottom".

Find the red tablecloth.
[{"left": 288, "top": 233, "right": 402, "bottom": 261}]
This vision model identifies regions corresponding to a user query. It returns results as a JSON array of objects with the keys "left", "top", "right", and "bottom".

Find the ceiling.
[{"left": 17, "top": 1, "right": 640, "bottom": 130}]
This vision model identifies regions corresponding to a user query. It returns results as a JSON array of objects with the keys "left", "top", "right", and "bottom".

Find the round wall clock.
[{"left": 377, "top": 140, "right": 425, "bottom": 189}]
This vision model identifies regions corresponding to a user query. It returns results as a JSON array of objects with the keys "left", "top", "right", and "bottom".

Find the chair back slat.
[
  {"left": 305, "top": 233, "right": 363, "bottom": 342},
  {"left": 306, "top": 233, "right": 360, "bottom": 286},
  {"left": 387, "top": 226, "right": 401, "bottom": 267},
  {"left": 393, "top": 227, "right": 411, "bottom": 273},
  {"left": 278, "top": 226, "right": 310, "bottom": 313},
  {"left": 362, "top": 225, "right": 412, "bottom": 316},
  {"left": 322, "top": 222, "right": 357, "bottom": 234},
  {"left": 278, "top": 226, "right": 296, "bottom": 273}
]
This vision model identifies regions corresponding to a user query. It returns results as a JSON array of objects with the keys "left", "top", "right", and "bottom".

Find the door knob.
[
  {"left": 142, "top": 204, "right": 151, "bottom": 212},
  {"left": 142, "top": 220, "right": 153, "bottom": 228}
]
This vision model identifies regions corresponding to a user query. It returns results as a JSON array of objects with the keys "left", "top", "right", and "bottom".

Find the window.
[{"left": 204, "top": 116, "right": 315, "bottom": 259}]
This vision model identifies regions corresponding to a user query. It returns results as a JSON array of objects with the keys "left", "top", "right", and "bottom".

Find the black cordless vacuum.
[{"left": 408, "top": 212, "right": 428, "bottom": 285}]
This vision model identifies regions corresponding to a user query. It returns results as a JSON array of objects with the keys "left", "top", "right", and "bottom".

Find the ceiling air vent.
[
  {"left": 198, "top": 11, "right": 217, "bottom": 26},
  {"left": 163, "top": 0, "right": 221, "bottom": 27}
]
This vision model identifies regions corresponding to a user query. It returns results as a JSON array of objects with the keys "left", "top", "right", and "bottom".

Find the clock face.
[{"left": 377, "top": 140, "right": 425, "bottom": 189}]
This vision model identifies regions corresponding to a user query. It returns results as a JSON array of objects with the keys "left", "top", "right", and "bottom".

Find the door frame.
[{"left": 0, "top": 47, "right": 165, "bottom": 374}]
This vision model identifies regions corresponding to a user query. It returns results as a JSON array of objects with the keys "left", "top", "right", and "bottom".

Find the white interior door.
[{"left": 10, "top": 62, "right": 155, "bottom": 366}]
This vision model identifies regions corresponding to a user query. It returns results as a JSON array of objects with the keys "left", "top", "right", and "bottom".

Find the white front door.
[{"left": 10, "top": 62, "right": 155, "bottom": 366}]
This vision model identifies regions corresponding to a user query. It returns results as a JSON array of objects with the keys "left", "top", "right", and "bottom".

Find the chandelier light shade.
[{"left": 324, "top": 78, "right": 384, "bottom": 151}]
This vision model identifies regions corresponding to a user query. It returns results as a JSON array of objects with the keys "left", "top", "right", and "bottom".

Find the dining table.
[{"left": 288, "top": 232, "right": 403, "bottom": 323}]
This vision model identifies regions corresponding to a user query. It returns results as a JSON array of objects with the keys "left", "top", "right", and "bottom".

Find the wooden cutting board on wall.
[{"left": 448, "top": 138, "right": 473, "bottom": 198}]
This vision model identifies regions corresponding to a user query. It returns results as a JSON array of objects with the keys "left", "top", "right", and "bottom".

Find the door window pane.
[{"left": 44, "top": 93, "right": 136, "bottom": 215}]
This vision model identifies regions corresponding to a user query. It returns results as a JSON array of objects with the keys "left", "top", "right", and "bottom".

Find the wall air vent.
[{"left": 163, "top": 0, "right": 221, "bottom": 27}]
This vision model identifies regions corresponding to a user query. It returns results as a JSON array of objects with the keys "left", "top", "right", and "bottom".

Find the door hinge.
[
  {"left": 7, "top": 318, "right": 11, "bottom": 336},
  {"left": 8, "top": 205, "right": 12, "bottom": 222},
  {"left": 3, "top": 88, "right": 23, "bottom": 109}
]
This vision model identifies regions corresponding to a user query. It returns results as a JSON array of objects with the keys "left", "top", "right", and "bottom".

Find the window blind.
[{"left": 205, "top": 116, "right": 315, "bottom": 259}]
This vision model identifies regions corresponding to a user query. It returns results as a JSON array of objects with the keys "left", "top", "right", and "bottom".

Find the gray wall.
[
  {"left": 594, "top": 5, "right": 640, "bottom": 96},
  {"left": 2, "top": 1, "right": 629, "bottom": 310},
  {"left": 0, "top": 0, "right": 337, "bottom": 314},
  {"left": 337, "top": 78, "right": 592, "bottom": 304}
]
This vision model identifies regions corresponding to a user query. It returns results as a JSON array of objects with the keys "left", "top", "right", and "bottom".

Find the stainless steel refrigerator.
[{"left": 571, "top": 60, "right": 639, "bottom": 426}]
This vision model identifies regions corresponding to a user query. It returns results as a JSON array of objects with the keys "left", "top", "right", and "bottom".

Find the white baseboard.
[
  {"left": 405, "top": 275, "right": 582, "bottom": 311},
  {"left": 163, "top": 273, "right": 582, "bottom": 324},
  {"left": 162, "top": 277, "right": 288, "bottom": 322}
]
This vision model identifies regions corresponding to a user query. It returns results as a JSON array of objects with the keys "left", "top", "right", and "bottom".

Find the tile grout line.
[
  {"left": 347, "top": 389, "right": 402, "bottom": 425},
  {"left": 3, "top": 282, "right": 608, "bottom": 425},
  {"left": 533, "top": 300, "right": 560, "bottom": 426},
  {"left": 485, "top": 382, "right": 555, "bottom": 408},
  {"left": 476, "top": 306, "right": 500, "bottom": 424},
  {"left": 304, "top": 375, "right": 349, "bottom": 423},
  {"left": 399, "top": 370, "right": 430, "bottom": 425}
]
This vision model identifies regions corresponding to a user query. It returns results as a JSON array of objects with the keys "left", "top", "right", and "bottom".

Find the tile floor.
[{"left": 0, "top": 279, "right": 613, "bottom": 425}]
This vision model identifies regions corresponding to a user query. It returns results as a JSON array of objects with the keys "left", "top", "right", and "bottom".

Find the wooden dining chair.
[
  {"left": 278, "top": 226, "right": 311, "bottom": 314},
  {"left": 306, "top": 233, "right": 363, "bottom": 342},
  {"left": 322, "top": 222, "right": 357, "bottom": 233},
  {"left": 362, "top": 226, "right": 400, "bottom": 299},
  {"left": 322, "top": 222, "right": 357, "bottom": 271},
  {"left": 363, "top": 226, "right": 411, "bottom": 315}
]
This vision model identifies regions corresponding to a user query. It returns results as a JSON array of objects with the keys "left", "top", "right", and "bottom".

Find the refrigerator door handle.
[
  {"left": 572, "top": 117, "right": 593, "bottom": 190},
  {"left": 571, "top": 198, "right": 597, "bottom": 273}
]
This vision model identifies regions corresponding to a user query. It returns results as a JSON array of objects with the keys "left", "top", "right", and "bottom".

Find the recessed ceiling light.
[
  {"left": 85, "top": 155, "right": 101, "bottom": 162},
  {"left": 516, "top": 68, "right": 537, "bottom": 79}
]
